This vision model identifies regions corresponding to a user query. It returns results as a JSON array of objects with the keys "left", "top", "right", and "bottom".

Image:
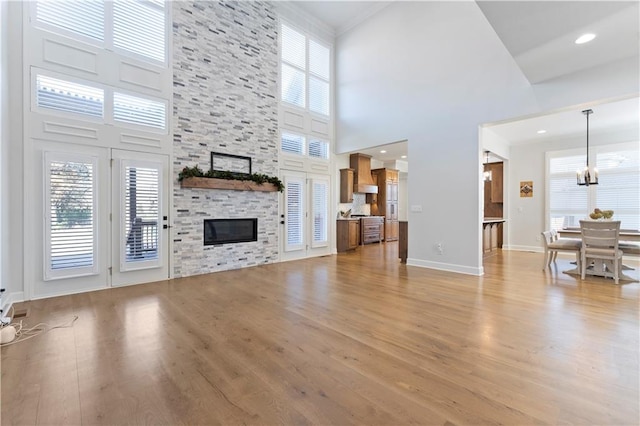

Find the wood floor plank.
[{"left": 1, "top": 246, "right": 638, "bottom": 425}]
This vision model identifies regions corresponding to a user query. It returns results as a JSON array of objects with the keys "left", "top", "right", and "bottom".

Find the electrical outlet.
[
  {"left": 436, "top": 242, "right": 444, "bottom": 255},
  {"left": 536, "top": 235, "right": 541, "bottom": 242}
]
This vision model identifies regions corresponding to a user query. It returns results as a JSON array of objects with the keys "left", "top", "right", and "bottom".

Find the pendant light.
[
  {"left": 483, "top": 151, "right": 492, "bottom": 182},
  {"left": 576, "top": 109, "right": 598, "bottom": 186}
]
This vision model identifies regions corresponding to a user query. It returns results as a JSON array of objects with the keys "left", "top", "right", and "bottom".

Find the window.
[
  {"left": 281, "top": 132, "right": 305, "bottom": 155},
  {"left": 280, "top": 132, "right": 330, "bottom": 160},
  {"left": 280, "top": 23, "right": 330, "bottom": 116},
  {"left": 285, "top": 177, "right": 305, "bottom": 251},
  {"left": 36, "top": 74, "right": 104, "bottom": 118},
  {"left": 122, "top": 163, "right": 160, "bottom": 268},
  {"left": 114, "top": 92, "right": 166, "bottom": 129},
  {"left": 36, "top": 0, "right": 104, "bottom": 42},
  {"left": 34, "top": 0, "right": 167, "bottom": 64},
  {"left": 33, "top": 71, "right": 168, "bottom": 132},
  {"left": 113, "top": 1, "right": 166, "bottom": 63},
  {"left": 311, "top": 178, "right": 329, "bottom": 247},
  {"left": 45, "top": 152, "right": 98, "bottom": 279},
  {"left": 547, "top": 144, "right": 640, "bottom": 231},
  {"left": 595, "top": 148, "right": 640, "bottom": 229},
  {"left": 308, "top": 139, "right": 329, "bottom": 160}
]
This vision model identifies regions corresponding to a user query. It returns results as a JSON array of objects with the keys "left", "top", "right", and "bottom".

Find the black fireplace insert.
[{"left": 204, "top": 218, "right": 258, "bottom": 245}]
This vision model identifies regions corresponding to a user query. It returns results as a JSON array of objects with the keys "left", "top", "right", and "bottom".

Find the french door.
[
  {"left": 31, "top": 144, "right": 169, "bottom": 299},
  {"left": 280, "top": 170, "right": 331, "bottom": 261},
  {"left": 111, "top": 150, "right": 169, "bottom": 287}
]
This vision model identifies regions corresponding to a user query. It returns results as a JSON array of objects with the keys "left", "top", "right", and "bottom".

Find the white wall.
[
  {"left": 1, "top": 2, "right": 24, "bottom": 307},
  {"left": 335, "top": 1, "right": 639, "bottom": 275},
  {"left": 506, "top": 127, "right": 640, "bottom": 252},
  {"left": 336, "top": 2, "right": 539, "bottom": 275}
]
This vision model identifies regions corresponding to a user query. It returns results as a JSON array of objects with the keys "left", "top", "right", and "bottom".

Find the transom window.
[{"left": 280, "top": 132, "right": 329, "bottom": 160}]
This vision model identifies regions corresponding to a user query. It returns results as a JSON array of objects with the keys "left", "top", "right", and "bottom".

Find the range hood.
[{"left": 350, "top": 153, "right": 378, "bottom": 194}]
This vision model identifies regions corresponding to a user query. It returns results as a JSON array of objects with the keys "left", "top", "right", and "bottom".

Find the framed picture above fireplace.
[{"left": 211, "top": 152, "right": 252, "bottom": 176}]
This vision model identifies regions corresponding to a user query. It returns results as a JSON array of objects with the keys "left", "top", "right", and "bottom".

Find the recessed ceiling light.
[
  {"left": 537, "top": 129, "right": 547, "bottom": 134},
  {"left": 401, "top": 155, "right": 407, "bottom": 159},
  {"left": 380, "top": 150, "right": 387, "bottom": 153},
  {"left": 575, "top": 33, "right": 596, "bottom": 44}
]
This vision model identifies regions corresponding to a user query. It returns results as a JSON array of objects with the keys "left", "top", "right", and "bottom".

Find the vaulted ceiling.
[{"left": 289, "top": 1, "right": 639, "bottom": 154}]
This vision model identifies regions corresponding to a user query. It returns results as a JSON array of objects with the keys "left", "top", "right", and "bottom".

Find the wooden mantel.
[{"left": 180, "top": 177, "right": 278, "bottom": 192}]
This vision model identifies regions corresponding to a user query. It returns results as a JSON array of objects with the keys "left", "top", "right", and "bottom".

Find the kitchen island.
[{"left": 483, "top": 217, "right": 505, "bottom": 257}]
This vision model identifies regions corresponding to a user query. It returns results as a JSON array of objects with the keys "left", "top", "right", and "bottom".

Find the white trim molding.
[{"left": 407, "top": 258, "right": 484, "bottom": 276}]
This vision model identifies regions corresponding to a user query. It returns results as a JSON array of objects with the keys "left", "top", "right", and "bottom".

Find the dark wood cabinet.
[
  {"left": 340, "top": 168, "right": 354, "bottom": 203},
  {"left": 337, "top": 219, "right": 360, "bottom": 252},
  {"left": 360, "top": 216, "right": 384, "bottom": 245},
  {"left": 371, "top": 168, "right": 399, "bottom": 241},
  {"left": 399, "top": 221, "right": 408, "bottom": 263},
  {"left": 490, "top": 162, "right": 503, "bottom": 203}
]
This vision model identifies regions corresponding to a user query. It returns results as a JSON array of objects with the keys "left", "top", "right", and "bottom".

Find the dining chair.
[
  {"left": 541, "top": 230, "right": 581, "bottom": 270},
  {"left": 579, "top": 220, "right": 623, "bottom": 284}
]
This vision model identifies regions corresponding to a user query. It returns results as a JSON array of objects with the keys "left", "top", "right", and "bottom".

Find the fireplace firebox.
[{"left": 204, "top": 218, "right": 258, "bottom": 245}]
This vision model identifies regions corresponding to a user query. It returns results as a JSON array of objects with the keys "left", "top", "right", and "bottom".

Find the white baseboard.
[
  {"left": 406, "top": 258, "right": 483, "bottom": 276},
  {"left": 503, "top": 245, "right": 543, "bottom": 253},
  {"left": 1, "top": 291, "right": 24, "bottom": 321}
]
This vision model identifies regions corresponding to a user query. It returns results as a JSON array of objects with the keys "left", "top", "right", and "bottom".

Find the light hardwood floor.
[{"left": 2, "top": 246, "right": 639, "bottom": 425}]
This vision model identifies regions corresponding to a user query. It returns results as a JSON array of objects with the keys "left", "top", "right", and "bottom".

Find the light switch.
[{"left": 411, "top": 205, "right": 423, "bottom": 212}]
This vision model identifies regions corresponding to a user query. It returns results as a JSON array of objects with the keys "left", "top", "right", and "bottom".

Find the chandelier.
[{"left": 577, "top": 109, "right": 598, "bottom": 186}]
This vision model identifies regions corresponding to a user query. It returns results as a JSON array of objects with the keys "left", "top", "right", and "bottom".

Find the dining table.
[{"left": 558, "top": 227, "right": 640, "bottom": 282}]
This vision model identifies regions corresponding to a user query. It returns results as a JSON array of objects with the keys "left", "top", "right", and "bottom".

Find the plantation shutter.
[
  {"left": 548, "top": 154, "right": 588, "bottom": 230},
  {"left": 281, "top": 24, "right": 306, "bottom": 107},
  {"left": 311, "top": 178, "right": 329, "bottom": 248},
  {"left": 285, "top": 176, "right": 305, "bottom": 252},
  {"left": 281, "top": 132, "right": 305, "bottom": 155},
  {"left": 121, "top": 160, "right": 161, "bottom": 271},
  {"left": 595, "top": 149, "right": 640, "bottom": 230},
  {"left": 45, "top": 152, "right": 98, "bottom": 280},
  {"left": 36, "top": 74, "right": 104, "bottom": 118},
  {"left": 308, "top": 40, "right": 330, "bottom": 116},
  {"left": 308, "top": 138, "right": 329, "bottom": 160},
  {"left": 113, "top": 0, "right": 166, "bottom": 63},
  {"left": 114, "top": 92, "right": 166, "bottom": 130},
  {"left": 35, "top": 0, "right": 104, "bottom": 41}
]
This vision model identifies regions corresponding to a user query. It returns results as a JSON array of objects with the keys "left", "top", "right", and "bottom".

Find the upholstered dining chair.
[
  {"left": 579, "top": 220, "right": 623, "bottom": 284},
  {"left": 541, "top": 230, "right": 581, "bottom": 270}
]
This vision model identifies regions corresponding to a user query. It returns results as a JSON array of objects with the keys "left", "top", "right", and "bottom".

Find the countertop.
[{"left": 483, "top": 217, "right": 505, "bottom": 224}]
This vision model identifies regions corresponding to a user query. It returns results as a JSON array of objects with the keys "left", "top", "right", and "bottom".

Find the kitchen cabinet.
[
  {"left": 337, "top": 219, "right": 360, "bottom": 252},
  {"left": 360, "top": 216, "right": 384, "bottom": 245},
  {"left": 340, "top": 168, "right": 354, "bottom": 203},
  {"left": 371, "top": 168, "right": 399, "bottom": 241},
  {"left": 490, "top": 162, "right": 503, "bottom": 203}
]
